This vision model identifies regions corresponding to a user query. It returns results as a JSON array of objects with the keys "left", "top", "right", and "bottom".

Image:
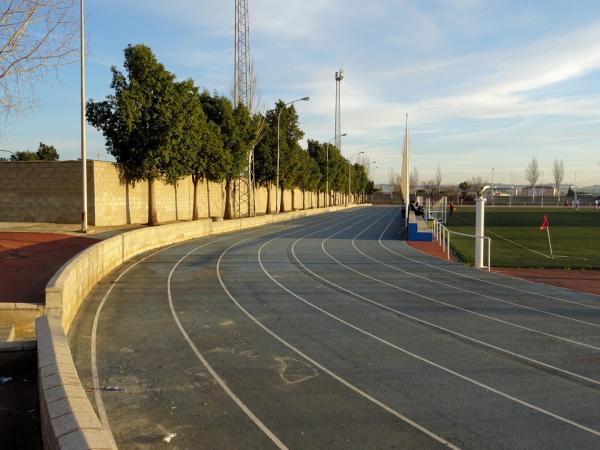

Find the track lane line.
[
  {"left": 216, "top": 209, "right": 459, "bottom": 449},
  {"left": 380, "top": 212, "right": 600, "bottom": 308},
  {"left": 287, "top": 210, "right": 600, "bottom": 387},
  {"left": 89, "top": 210, "right": 358, "bottom": 448},
  {"left": 260, "top": 208, "right": 600, "bottom": 438},
  {"left": 367, "top": 210, "right": 600, "bottom": 325},
  {"left": 316, "top": 212, "right": 600, "bottom": 352}
]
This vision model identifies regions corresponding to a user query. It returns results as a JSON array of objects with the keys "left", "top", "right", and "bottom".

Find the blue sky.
[{"left": 3, "top": 0, "right": 600, "bottom": 186}]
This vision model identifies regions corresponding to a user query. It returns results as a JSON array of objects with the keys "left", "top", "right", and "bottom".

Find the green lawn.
[{"left": 444, "top": 207, "right": 600, "bottom": 269}]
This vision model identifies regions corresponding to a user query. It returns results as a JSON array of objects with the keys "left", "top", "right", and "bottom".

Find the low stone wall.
[
  {"left": 36, "top": 315, "right": 114, "bottom": 449},
  {"left": 39, "top": 204, "right": 367, "bottom": 449}
]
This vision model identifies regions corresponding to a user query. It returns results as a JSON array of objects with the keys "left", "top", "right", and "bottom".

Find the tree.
[
  {"left": 87, "top": 44, "right": 179, "bottom": 225},
  {"left": 10, "top": 142, "right": 59, "bottom": 160},
  {"left": 525, "top": 156, "right": 540, "bottom": 201},
  {"left": 388, "top": 168, "right": 395, "bottom": 200},
  {"left": 200, "top": 92, "right": 254, "bottom": 219},
  {"left": 459, "top": 181, "right": 472, "bottom": 196},
  {"left": 434, "top": 164, "right": 442, "bottom": 196},
  {"left": 469, "top": 176, "right": 486, "bottom": 194},
  {"left": 36, "top": 142, "right": 59, "bottom": 160},
  {"left": 166, "top": 81, "right": 226, "bottom": 220},
  {"left": 423, "top": 179, "right": 436, "bottom": 197},
  {"left": 306, "top": 139, "right": 328, "bottom": 208},
  {"left": 552, "top": 158, "right": 565, "bottom": 202},
  {"left": 10, "top": 150, "right": 38, "bottom": 161},
  {"left": 0, "top": 1, "right": 77, "bottom": 118},
  {"left": 296, "top": 148, "right": 320, "bottom": 209},
  {"left": 409, "top": 167, "right": 419, "bottom": 195},
  {"left": 254, "top": 114, "right": 277, "bottom": 213}
]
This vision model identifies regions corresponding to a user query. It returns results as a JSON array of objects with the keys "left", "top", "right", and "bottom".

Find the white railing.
[{"left": 431, "top": 218, "right": 491, "bottom": 271}]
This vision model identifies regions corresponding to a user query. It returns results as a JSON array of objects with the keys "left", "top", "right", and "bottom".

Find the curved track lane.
[{"left": 69, "top": 206, "right": 600, "bottom": 449}]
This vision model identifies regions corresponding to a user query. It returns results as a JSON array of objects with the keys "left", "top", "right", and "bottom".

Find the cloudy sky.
[{"left": 3, "top": 0, "right": 600, "bottom": 185}]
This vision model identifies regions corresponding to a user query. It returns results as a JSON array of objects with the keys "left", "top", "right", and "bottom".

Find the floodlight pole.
[
  {"left": 276, "top": 97, "right": 309, "bottom": 214},
  {"left": 80, "top": 0, "right": 88, "bottom": 232}
]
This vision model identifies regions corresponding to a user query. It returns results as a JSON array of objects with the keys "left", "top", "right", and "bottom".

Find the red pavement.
[{"left": 0, "top": 233, "right": 96, "bottom": 304}]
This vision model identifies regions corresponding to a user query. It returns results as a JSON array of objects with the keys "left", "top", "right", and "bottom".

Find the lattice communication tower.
[{"left": 233, "top": 0, "right": 255, "bottom": 218}]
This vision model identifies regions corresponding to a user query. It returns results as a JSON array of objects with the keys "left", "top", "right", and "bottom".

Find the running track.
[{"left": 69, "top": 206, "right": 600, "bottom": 449}]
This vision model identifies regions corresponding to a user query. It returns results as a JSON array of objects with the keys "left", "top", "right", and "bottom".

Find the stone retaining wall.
[{"left": 38, "top": 204, "right": 367, "bottom": 449}]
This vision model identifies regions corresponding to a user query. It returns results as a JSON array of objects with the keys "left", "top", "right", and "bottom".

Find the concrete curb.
[
  {"left": 38, "top": 204, "right": 368, "bottom": 449},
  {"left": 36, "top": 315, "right": 114, "bottom": 450}
]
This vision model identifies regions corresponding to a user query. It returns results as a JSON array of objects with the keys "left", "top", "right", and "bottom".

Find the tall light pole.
[
  {"left": 80, "top": 0, "right": 88, "bottom": 232},
  {"left": 276, "top": 96, "right": 309, "bottom": 213},
  {"left": 348, "top": 151, "right": 364, "bottom": 205},
  {"left": 327, "top": 133, "right": 346, "bottom": 207}
]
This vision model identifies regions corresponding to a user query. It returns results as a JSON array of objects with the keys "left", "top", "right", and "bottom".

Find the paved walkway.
[
  {"left": 70, "top": 207, "right": 600, "bottom": 449},
  {"left": 0, "top": 221, "right": 149, "bottom": 304},
  {"left": 0, "top": 232, "right": 95, "bottom": 303}
]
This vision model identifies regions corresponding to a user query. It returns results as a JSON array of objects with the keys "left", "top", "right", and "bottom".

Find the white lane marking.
[
  {"left": 371, "top": 211, "right": 600, "bottom": 325},
  {"left": 167, "top": 239, "right": 289, "bottom": 450},
  {"left": 91, "top": 243, "right": 184, "bottom": 449},
  {"left": 288, "top": 210, "right": 600, "bottom": 387},
  {"left": 89, "top": 211, "right": 348, "bottom": 448},
  {"left": 315, "top": 212, "right": 600, "bottom": 353},
  {"left": 217, "top": 229, "right": 460, "bottom": 449},
  {"left": 381, "top": 214, "right": 600, "bottom": 308},
  {"left": 259, "top": 209, "right": 600, "bottom": 438},
  {"left": 357, "top": 213, "right": 600, "bottom": 328}
]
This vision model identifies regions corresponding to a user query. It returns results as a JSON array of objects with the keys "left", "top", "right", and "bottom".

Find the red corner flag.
[{"left": 540, "top": 214, "right": 549, "bottom": 231}]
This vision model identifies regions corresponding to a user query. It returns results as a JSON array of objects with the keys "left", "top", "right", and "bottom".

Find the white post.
[
  {"left": 475, "top": 195, "right": 486, "bottom": 269},
  {"left": 80, "top": 0, "right": 88, "bottom": 232}
]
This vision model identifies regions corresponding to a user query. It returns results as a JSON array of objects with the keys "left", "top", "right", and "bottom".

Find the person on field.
[{"left": 449, "top": 201, "right": 455, "bottom": 215}]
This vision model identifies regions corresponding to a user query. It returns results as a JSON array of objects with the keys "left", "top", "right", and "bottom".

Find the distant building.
[
  {"left": 521, "top": 185, "right": 556, "bottom": 197},
  {"left": 491, "top": 184, "right": 518, "bottom": 197}
]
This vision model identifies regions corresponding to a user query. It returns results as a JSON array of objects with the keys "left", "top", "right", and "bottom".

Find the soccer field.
[{"left": 445, "top": 206, "right": 600, "bottom": 269}]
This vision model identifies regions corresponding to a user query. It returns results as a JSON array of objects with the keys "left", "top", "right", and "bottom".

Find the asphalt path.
[{"left": 69, "top": 206, "right": 600, "bottom": 449}]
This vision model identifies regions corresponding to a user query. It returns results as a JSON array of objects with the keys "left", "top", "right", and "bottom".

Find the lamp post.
[
  {"left": 276, "top": 97, "right": 309, "bottom": 214},
  {"left": 327, "top": 133, "right": 346, "bottom": 207},
  {"left": 80, "top": 0, "right": 88, "bottom": 232},
  {"left": 348, "top": 151, "right": 364, "bottom": 205}
]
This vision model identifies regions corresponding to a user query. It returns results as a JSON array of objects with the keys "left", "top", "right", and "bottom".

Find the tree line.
[{"left": 87, "top": 44, "right": 373, "bottom": 225}]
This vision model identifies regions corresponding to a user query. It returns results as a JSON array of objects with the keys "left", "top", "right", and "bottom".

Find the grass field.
[{"left": 445, "top": 207, "right": 600, "bottom": 269}]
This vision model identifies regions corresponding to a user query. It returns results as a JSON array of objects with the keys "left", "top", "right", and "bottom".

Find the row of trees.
[
  {"left": 0, "top": 142, "right": 60, "bottom": 161},
  {"left": 87, "top": 45, "right": 372, "bottom": 225}
]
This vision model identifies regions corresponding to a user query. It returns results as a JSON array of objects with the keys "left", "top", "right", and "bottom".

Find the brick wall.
[
  {"left": 0, "top": 161, "right": 93, "bottom": 223},
  {"left": 0, "top": 160, "right": 344, "bottom": 226}
]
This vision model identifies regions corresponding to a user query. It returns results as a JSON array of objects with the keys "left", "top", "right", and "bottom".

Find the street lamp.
[
  {"left": 327, "top": 133, "right": 347, "bottom": 207},
  {"left": 276, "top": 96, "right": 309, "bottom": 214},
  {"left": 80, "top": 0, "right": 88, "bottom": 232},
  {"left": 348, "top": 151, "right": 364, "bottom": 205}
]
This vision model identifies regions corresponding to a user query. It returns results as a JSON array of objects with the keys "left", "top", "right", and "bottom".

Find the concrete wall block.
[{"left": 57, "top": 429, "right": 113, "bottom": 450}]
